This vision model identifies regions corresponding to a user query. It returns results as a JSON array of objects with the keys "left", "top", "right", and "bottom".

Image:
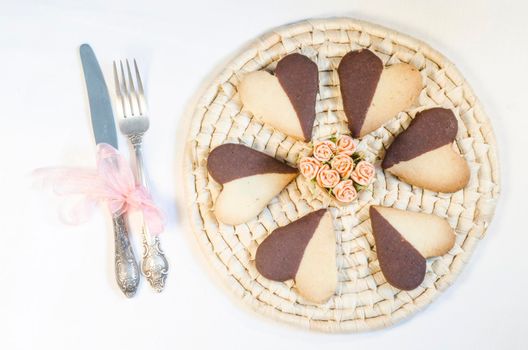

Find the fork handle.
[
  {"left": 112, "top": 213, "right": 140, "bottom": 297},
  {"left": 133, "top": 141, "right": 148, "bottom": 187},
  {"left": 131, "top": 140, "right": 169, "bottom": 292}
]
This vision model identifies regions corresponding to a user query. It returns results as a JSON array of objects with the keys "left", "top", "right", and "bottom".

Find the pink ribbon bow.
[{"left": 33, "top": 143, "right": 164, "bottom": 235}]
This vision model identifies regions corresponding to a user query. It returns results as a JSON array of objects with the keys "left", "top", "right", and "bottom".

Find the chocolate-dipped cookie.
[
  {"left": 239, "top": 53, "right": 318, "bottom": 141},
  {"left": 255, "top": 209, "right": 337, "bottom": 303},
  {"left": 382, "top": 108, "right": 470, "bottom": 192},
  {"left": 207, "top": 144, "right": 297, "bottom": 225},
  {"left": 370, "top": 206, "right": 455, "bottom": 290},
  {"left": 338, "top": 49, "right": 422, "bottom": 137}
]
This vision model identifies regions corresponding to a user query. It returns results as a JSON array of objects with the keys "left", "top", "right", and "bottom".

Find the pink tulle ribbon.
[{"left": 33, "top": 143, "right": 164, "bottom": 235}]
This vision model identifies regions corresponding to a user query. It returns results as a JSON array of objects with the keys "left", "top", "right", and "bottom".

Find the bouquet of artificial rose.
[{"left": 298, "top": 135, "right": 375, "bottom": 204}]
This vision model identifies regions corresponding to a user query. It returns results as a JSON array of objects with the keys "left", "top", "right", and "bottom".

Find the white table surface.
[{"left": 1, "top": 0, "right": 526, "bottom": 349}]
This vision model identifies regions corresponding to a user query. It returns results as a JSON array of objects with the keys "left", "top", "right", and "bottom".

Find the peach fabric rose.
[
  {"left": 330, "top": 154, "right": 354, "bottom": 178},
  {"left": 313, "top": 140, "right": 337, "bottom": 162},
  {"left": 351, "top": 161, "right": 376, "bottom": 186},
  {"left": 336, "top": 135, "right": 356, "bottom": 156},
  {"left": 333, "top": 180, "right": 358, "bottom": 203},
  {"left": 299, "top": 157, "right": 321, "bottom": 180},
  {"left": 316, "top": 164, "right": 340, "bottom": 189}
]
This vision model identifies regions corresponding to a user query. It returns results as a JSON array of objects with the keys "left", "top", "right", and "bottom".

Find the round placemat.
[{"left": 184, "top": 18, "right": 500, "bottom": 332}]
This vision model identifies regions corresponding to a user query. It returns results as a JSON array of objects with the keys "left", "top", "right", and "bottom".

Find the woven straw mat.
[{"left": 183, "top": 18, "right": 500, "bottom": 332}]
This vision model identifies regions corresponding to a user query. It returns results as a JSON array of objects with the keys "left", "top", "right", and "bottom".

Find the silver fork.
[{"left": 112, "top": 59, "right": 169, "bottom": 292}]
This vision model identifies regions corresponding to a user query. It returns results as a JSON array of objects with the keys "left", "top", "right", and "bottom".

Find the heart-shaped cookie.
[
  {"left": 207, "top": 144, "right": 297, "bottom": 225},
  {"left": 382, "top": 108, "right": 470, "bottom": 192},
  {"left": 239, "top": 53, "right": 319, "bottom": 141},
  {"left": 370, "top": 206, "right": 455, "bottom": 290},
  {"left": 255, "top": 209, "right": 337, "bottom": 303},
  {"left": 338, "top": 49, "right": 422, "bottom": 137}
]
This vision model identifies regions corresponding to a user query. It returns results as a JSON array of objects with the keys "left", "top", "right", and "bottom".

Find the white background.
[{"left": 1, "top": 1, "right": 526, "bottom": 349}]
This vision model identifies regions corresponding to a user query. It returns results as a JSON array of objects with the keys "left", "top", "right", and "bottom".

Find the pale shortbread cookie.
[
  {"left": 239, "top": 53, "right": 319, "bottom": 141},
  {"left": 382, "top": 108, "right": 470, "bottom": 193},
  {"left": 240, "top": 71, "right": 303, "bottom": 139},
  {"left": 387, "top": 144, "right": 470, "bottom": 193},
  {"left": 207, "top": 144, "right": 297, "bottom": 225},
  {"left": 362, "top": 64, "right": 422, "bottom": 136},
  {"left": 338, "top": 49, "right": 422, "bottom": 138},
  {"left": 372, "top": 206, "right": 455, "bottom": 258},
  {"left": 214, "top": 173, "right": 297, "bottom": 225},
  {"left": 370, "top": 205, "right": 455, "bottom": 290},
  {"left": 255, "top": 209, "right": 337, "bottom": 304},
  {"left": 295, "top": 211, "right": 337, "bottom": 303}
]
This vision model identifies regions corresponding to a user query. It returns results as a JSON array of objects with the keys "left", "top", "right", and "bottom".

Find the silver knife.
[{"left": 79, "top": 44, "right": 140, "bottom": 297}]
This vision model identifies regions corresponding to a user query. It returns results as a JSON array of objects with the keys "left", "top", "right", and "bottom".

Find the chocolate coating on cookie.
[
  {"left": 370, "top": 206, "right": 426, "bottom": 290},
  {"left": 255, "top": 209, "right": 326, "bottom": 281},
  {"left": 207, "top": 144, "right": 297, "bottom": 184},
  {"left": 275, "top": 53, "right": 319, "bottom": 141},
  {"left": 382, "top": 108, "right": 458, "bottom": 169},
  {"left": 338, "top": 50, "right": 383, "bottom": 137}
]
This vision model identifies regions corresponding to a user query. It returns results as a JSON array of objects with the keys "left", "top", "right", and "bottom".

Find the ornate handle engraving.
[
  {"left": 113, "top": 213, "right": 140, "bottom": 297},
  {"left": 141, "top": 235, "right": 169, "bottom": 292},
  {"left": 131, "top": 138, "right": 169, "bottom": 292}
]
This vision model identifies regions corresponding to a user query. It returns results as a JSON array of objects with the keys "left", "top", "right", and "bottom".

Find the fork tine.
[
  {"left": 125, "top": 59, "right": 140, "bottom": 116},
  {"left": 119, "top": 60, "right": 134, "bottom": 117},
  {"left": 113, "top": 61, "right": 126, "bottom": 118},
  {"left": 133, "top": 59, "right": 146, "bottom": 114}
]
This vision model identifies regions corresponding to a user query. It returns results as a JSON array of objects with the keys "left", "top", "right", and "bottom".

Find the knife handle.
[{"left": 112, "top": 213, "right": 140, "bottom": 297}]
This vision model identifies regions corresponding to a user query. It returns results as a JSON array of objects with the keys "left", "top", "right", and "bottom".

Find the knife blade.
[
  {"left": 79, "top": 44, "right": 118, "bottom": 148},
  {"left": 79, "top": 43, "right": 140, "bottom": 297}
]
